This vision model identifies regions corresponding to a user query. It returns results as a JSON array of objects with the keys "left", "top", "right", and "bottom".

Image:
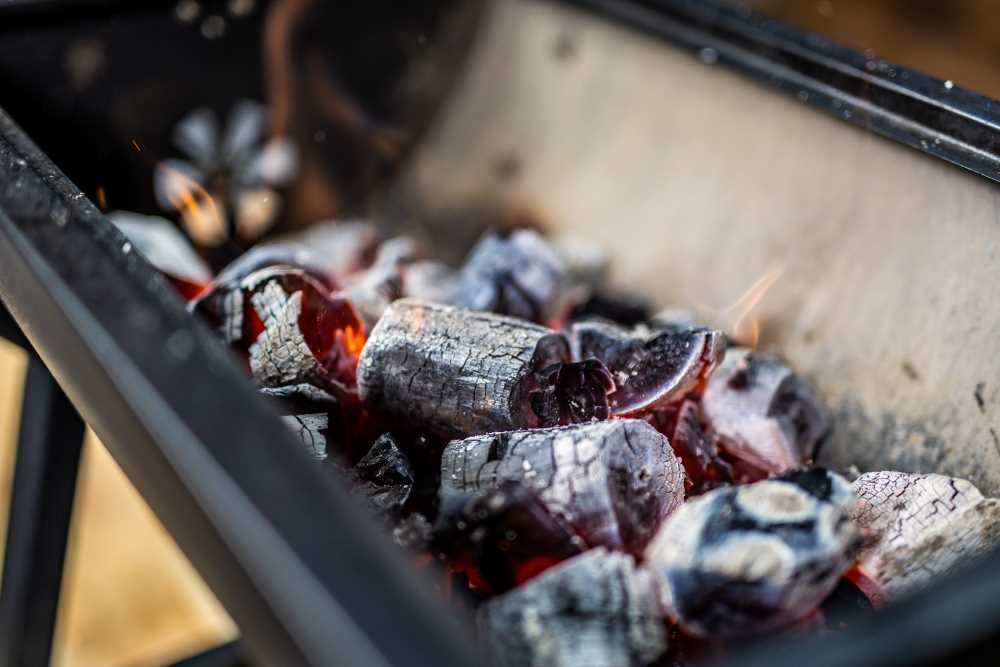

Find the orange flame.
[
  {"left": 705, "top": 265, "right": 784, "bottom": 348},
  {"left": 342, "top": 325, "right": 366, "bottom": 357},
  {"left": 157, "top": 164, "right": 227, "bottom": 247}
]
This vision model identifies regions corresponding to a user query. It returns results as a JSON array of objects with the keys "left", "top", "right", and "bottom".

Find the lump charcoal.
[
  {"left": 433, "top": 482, "right": 584, "bottom": 595},
  {"left": 349, "top": 433, "right": 415, "bottom": 516},
  {"left": 701, "top": 348, "right": 829, "bottom": 476},
  {"left": 342, "top": 236, "right": 426, "bottom": 330},
  {"left": 286, "top": 219, "right": 380, "bottom": 285},
  {"left": 357, "top": 299, "right": 613, "bottom": 440},
  {"left": 213, "top": 242, "right": 335, "bottom": 290},
  {"left": 479, "top": 548, "right": 668, "bottom": 667},
  {"left": 645, "top": 468, "right": 858, "bottom": 638},
  {"left": 440, "top": 420, "right": 684, "bottom": 554},
  {"left": 260, "top": 383, "right": 341, "bottom": 460},
  {"left": 649, "top": 400, "right": 733, "bottom": 494},
  {"left": 401, "top": 260, "right": 458, "bottom": 304},
  {"left": 850, "top": 471, "right": 1000, "bottom": 597},
  {"left": 191, "top": 266, "right": 365, "bottom": 393},
  {"left": 569, "top": 290, "right": 653, "bottom": 328},
  {"left": 453, "top": 230, "right": 569, "bottom": 326},
  {"left": 571, "top": 319, "right": 724, "bottom": 416}
]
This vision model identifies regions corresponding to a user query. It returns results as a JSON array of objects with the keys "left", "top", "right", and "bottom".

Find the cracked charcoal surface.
[
  {"left": 192, "top": 266, "right": 364, "bottom": 393},
  {"left": 571, "top": 320, "right": 724, "bottom": 416},
  {"left": 701, "top": 347, "right": 830, "bottom": 476},
  {"left": 480, "top": 548, "right": 668, "bottom": 667},
  {"left": 850, "top": 471, "right": 1000, "bottom": 597},
  {"left": 433, "top": 482, "right": 584, "bottom": 595},
  {"left": 453, "top": 230, "right": 569, "bottom": 325},
  {"left": 440, "top": 420, "right": 684, "bottom": 554},
  {"left": 357, "top": 299, "right": 606, "bottom": 440},
  {"left": 645, "top": 468, "right": 858, "bottom": 638},
  {"left": 261, "top": 383, "right": 341, "bottom": 461}
]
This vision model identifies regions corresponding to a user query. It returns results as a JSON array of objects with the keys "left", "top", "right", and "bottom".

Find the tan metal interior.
[{"left": 399, "top": 0, "right": 1000, "bottom": 493}]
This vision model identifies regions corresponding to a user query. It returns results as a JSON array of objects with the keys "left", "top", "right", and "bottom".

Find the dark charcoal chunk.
[
  {"left": 261, "top": 383, "right": 341, "bottom": 460},
  {"left": 644, "top": 468, "right": 858, "bottom": 638},
  {"left": 649, "top": 400, "right": 733, "bottom": 494},
  {"left": 571, "top": 319, "right": 724, "bottom": 416},
  {"left": 479, "top": 548, "right": 668, "bottom": 667},
  {"left": 357, "top": 300, "right": 612, "bottom": 440},
  {"left": 191, "top": 266, "right": 365, "bottom": 394},
  {"left": 433, "top": 482, "right": 584, "bottom": 595},
  {"left": 701, "top": 348, "right": 830, "bottom": 475},
  {"left": 349, "top": 433, "right": 415, "bottom": 515},
  {"left": 440, "top": 420, "right": 684, "bottom": 554},
  {"left": 453, "top": 230, "right": 569, "bottom": 326},
  {"left": 820, "top": 577, "right": 873, "bottom": 631},
  {"left": 569, "top": 290, "right": 653, "bottom": 328}
]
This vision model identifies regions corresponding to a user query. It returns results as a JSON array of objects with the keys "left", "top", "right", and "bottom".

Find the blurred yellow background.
[{"left": 0, "top": 340, "right": 234, "bottom": 667}]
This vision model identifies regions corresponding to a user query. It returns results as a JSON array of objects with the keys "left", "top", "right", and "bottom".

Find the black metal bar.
[
  {"left": 562, "top": 0, "right": 1000, "bottom": 183},
  {"left": 166, "top": 641, "right": 248, "bottom": 667},
  {"left": 0, "top": 108, "right": 479, "bottom": 666},
  {"left": 0, "top": 355, "right": 84, "bottom": 667}
]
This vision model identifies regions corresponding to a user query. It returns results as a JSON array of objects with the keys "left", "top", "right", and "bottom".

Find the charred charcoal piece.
[
  {"left": 401, "top": 260, "right": 458, "bottom": 304},
  {"left": 433, "top": 482, "right": 585, "bottom": 595},
  {"left": 453, "top": 230, "right": 569, "bottom": 326},
  {"left": 357, "top": 300, "right": 612, "bottom": 440},
  {"left": 651, "top": 400, "right": 733, "bottom": 494},
  {"left": 850, "top": 471, "right": 1000, "bottom": 597},
  {"left": 342, "top": 236, "right": 426, "bottom": 330},
  {"left": 701, "top": 348, "right": 830, "bottom": 476},
  {"left": 645, "top": 468, "right": 858, "bottom": 638},
  {"left": 192, "top": 266, "right": 365, "bottom": 392},
  {"left": 110, "top": 211, "right": 212, "bottom": 299},
  {"left": 349, "top": 433, "right": 415, "bottom": 516},
  {"left": 213, "top": 243, "right": 335, "bottom": 290},
  {"left": 820, "top": 577, "right": 874, "bottom": 631},
  {"left": 479, "top": 548, "right": 668, "bottom": 667},
  {"left": 571, "top": 319, "right": 725, "bottom": 416},
  {"left": 440, "top": 420, "right": 684, "bottom": 553},
  {"left": 569, "top": 290, "right": 653, "bottom": 328},
  {"left": 260, "top": 383, "right": 341, "bottom": 460},
  {"left": 288, "top": 219, "right": 380, "bottom": 285},
  {"left": 529, "top": 359, "right": 614, "bottom": 426},
  {"left": 393, "top": 513, "right": 433, "bottom": 551}
]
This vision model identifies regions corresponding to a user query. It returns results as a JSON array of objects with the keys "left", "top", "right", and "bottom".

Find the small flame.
[
  {"left": 342, "top": 325, "right": 366, "bottom": 357},
  {"left": 156, "top": 164, "right": 228, "bottom": 247},
  {"left": 705, "top": 265, "right": 784, "bottom": 349}
]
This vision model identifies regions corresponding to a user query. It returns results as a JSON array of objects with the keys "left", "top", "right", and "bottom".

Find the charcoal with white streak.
[
  {"left": 479, "top": 548, "right": 668, "bottom": 667},
  {"left": 645, "top": 468, "right": 859, "bottom": 638},
  {"left": 571, "top": 319, "right": 724, "bottom": 417},
  {"left": 433, "top": 482, "right": 585, "bottom": 594},
  {"left": 701, "top": 348, "right": 830, "bottom": 477},
  {"left": 357, "top": 299, "right": 613, "bottom": 440},
  {"left": 452, "top": 230, "right": 570, "bottom": 326},
  {"left": 191, "top": 266, "right": 365, "bottom": 393},
  {"left": 440, "top": 420, "right": 684, "bottom": 554},
  {"left": 850, "top": 471, "right": 1000, "bottom": 597},
  {"left": 261, "top": 383, "right": 341, "bottom": 460}
]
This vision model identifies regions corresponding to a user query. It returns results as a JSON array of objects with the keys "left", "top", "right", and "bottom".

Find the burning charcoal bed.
[{"left": 105, "top": 209, "right": 1000, "bottom": 666}]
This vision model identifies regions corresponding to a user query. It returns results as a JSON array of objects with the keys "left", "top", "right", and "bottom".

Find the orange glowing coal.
[{"left": 342, "top": 324, "right": 366, "bottom": 358}]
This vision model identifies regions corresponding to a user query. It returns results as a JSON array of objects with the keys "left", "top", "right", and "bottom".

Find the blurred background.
[{"left": 1, "top": 0, "right": 999, "bottom": 664}]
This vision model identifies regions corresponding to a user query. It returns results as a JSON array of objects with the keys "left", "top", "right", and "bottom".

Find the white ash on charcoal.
[
  {"left": 433, "top": 482, "right": 585, "bottom": 594},
  {"left": 440, "top": 420, "right": 684, "bottom": 554},
  {"left": 570, "top": 319, "right": 724, "bottom": 417},
  {"left": 401, "top": 260, "right": 458, "bottom": 304},
  {"left": 645, "top": 468, "right": 859, "bottom": 638},
  {"left": 452, "top": 230, "right": 571, "bottom": 326},
  {"left": 342, "top": 236, "right": 427, "bottom": 330},
  {"left": 357, "top": 299, "right": 613, "bottom": 440},
  {"left": 191, "top": 265, "right": 365, "bottom": 394},
  {"left": 850, "top": 471, "right": 1000, "bottom": 598},
  {"left": 479, "top": 548, "right": 668, "bottom": 667},
  {"left": 701, "top": 347, "right": 830, "bottom": 478},
  {"left": 284, "top": 219, "right": 380, "bottom": 285},
  {"left": 211, "top": 242, "right": 335, "bottom": 290}
]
